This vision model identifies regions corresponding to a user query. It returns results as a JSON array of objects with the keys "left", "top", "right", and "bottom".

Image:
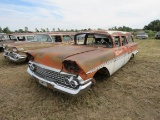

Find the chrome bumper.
[
  {"left": 3, "top": 50, "right": 26, "bottom": 63},
  {"left": 27, "top": 68, "right": 92, "bottom": 96}
]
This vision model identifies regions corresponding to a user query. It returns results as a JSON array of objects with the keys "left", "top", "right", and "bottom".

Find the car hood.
[
  {"left": 5, "top": 42, "right": 64, "bottom": 52},
  {"left": 28, "top": 45, "right": 114, "bottom": 73},
  {"left": 0, "top": 40, "right": 15, "bottom": 45}
]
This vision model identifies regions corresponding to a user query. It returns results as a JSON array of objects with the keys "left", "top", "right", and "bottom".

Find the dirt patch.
[{"left": 0, "top": 39, "right": 160, "bottom": 120}]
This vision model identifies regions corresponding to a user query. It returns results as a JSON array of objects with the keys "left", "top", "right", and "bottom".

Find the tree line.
[{"left": 1, "top": 19, "right": 160, "bottom": 36}]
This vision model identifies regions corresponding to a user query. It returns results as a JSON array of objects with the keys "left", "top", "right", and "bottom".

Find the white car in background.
[
  {"left": 155, "top": 32, "right": 160, "bottom": 39},
  {"left": 136, "top": 32, "right": 148, "bottom": 39}
]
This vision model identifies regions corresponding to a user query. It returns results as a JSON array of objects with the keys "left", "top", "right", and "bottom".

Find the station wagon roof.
[
  {"left": 9, "top": 33, "right": 36, "bottom": 36},
  {"left": 35, "top": 32, "right": 77, "bottom": 36},
  {"left": 77, "top": 30, "right": 131, "bottom": 36}
]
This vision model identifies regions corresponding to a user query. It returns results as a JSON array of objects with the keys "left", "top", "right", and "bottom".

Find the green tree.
[
  {"left": 18, "top": 29, "right": 24, "bottom": 33},
  {"left": 24, "top": 26, "right": 28, "bottom": 32},
  {"left": 15, "top": 30, "right": 18, "bottom": 33},
  {"left": 0, "top": 27, "right": 2, "bottom": 33},
  {"left": 41, "top": 28, "right": 46, "bottom": 32},
  {"left": 46, "top": 28, "right": 49, "bottom": 32},
  {"left": 3, "top": 27, "right": 11, "bottom": 34},
  {"left": 143, "top": 20, "right": 160, "bottom": 31},
  {"left": 35, "top": 28, "right": 39, "bottom": 32},
  {"left": 97, "top": 28, "right": 102, "bottom": 30},
  {"left": 57, "top": 28, "right": 60, "bottom": 31},
  {"left": 109, "top": 26, "right": 132, "bottom": 32}
]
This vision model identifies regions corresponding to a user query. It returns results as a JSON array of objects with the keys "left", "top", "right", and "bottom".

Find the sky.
[{"left": 0, "top": 0, "right": 160, "bottom": 31}]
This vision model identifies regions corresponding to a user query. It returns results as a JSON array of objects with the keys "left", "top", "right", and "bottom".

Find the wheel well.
[{"left": 93, "top": 67, "right": 110, "bottom": 81}]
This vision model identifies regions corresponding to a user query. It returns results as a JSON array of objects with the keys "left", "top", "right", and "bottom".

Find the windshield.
[
  {"left": 35, "top": 34, "right": 52, "bottom": 42},
  {"left": 75, "top": 33, "right": 112, "bottom": 48}
]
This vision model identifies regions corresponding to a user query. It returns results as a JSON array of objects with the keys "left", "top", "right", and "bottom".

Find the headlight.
[
  {"left": 28, "top": 63, "right": 36, "bottom": 71},
  {"left": 13, "top": 48, "right": 18, "bottom": 52},
  {"left": 65, "top": 76, "right": 79, "bottom": 89},
  {"left": 63, "top": 60, "right": 80, "bottom": 73}
]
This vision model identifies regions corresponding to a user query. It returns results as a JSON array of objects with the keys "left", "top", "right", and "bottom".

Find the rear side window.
[
  {"left": 63, "top": 35, "right": 72, "bottom": 41},
  {"left": 127, "top": 36, "right": 133, "bottom": 43},
  {"left": 36, "top": 34, "right": 52, "bottom": 42},
  {"left": 26, "top": 36, "right": 35, "bottom": 41},
  {"left": 51, "top": 36, "right": 62, "bottom": 42},
  {"left": 113, "top": 36, "right": 120, "bottom": 47}
]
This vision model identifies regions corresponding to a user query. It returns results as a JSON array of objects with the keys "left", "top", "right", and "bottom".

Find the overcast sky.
[{"left": 0, "top": 0, "right": 160, "bottom": 31}]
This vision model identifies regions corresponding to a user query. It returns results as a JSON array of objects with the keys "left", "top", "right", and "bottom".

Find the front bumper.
[
  {"left": 27, "top": 67, "right": 92, "bottom": 96},
  {"left": 3, "top": 50, "right": 27, "bottom": 63}
]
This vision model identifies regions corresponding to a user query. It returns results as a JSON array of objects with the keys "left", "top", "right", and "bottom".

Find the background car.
[
  {"left": 155, "top": 32, "right": 160, "bottom": 39},
  {"left": 3, "top": 32, "right": 76, "bottom": 63},
  {"left": 136, "top": 31, "right": 148, "bottom": 39}
]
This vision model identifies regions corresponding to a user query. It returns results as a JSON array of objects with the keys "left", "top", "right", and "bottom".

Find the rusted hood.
[
  {"left": 65, "top": 48, "right": 114, "bottom": 73},
  {"left": 0, "top": 40, "right": 15, "bottom": 45},
  {"left": 28, "top": 45, "right": 114, "bottom": 73},
  {"left": 6, "top": 42, "right": 63, "bottom": 52}
]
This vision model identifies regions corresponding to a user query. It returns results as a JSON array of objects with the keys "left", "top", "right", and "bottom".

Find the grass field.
[{"left": 0, "top": 39, "right": 160, "bottom": 120}]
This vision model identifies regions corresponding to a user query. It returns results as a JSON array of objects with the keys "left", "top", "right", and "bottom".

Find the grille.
[
  {"left": 5, "top": 51, "right": 14, "bottom": 57},
  {"left": 9, "top": 52, "right": 15, "bottom": 58},
  {"left": 33, "top": 64, "right": 76, "bottom": 89}
]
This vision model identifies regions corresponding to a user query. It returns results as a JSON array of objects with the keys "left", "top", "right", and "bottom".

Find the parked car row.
[
  {"left": 1, "top": 30, "right": 138, "bottom": 96},
  {"left": 3, "top": 32, "right": 75, "bottom": 63}
]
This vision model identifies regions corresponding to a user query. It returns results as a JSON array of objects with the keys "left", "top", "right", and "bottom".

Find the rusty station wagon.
[
  {"left": 3, "top": 32, "right": 76, "bottom": 63},
  {"left": 27, "top": 30, "right": 138, "bottom": 96}
]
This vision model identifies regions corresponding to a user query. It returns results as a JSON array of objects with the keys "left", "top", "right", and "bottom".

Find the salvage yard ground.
[{"left": 0, "top": 39, "right": 160, "bottom": 120}]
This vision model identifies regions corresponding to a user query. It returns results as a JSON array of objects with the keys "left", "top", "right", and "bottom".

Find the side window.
[
  {"left": 86, "top": 35, "right": 95, "bottom": 45},
  {"left": 71, "top": 35, "right": 74, "bottom": 40},
  {"left": 9, "top": 35, "right": 17, "bottom": 41},
  {"left": 127, "top": 36, "right": 133, "bottom": 43},
  {"left": 17, "top": 36, "right": 25, "bottom": 41},
  {"left": 63, "top": 35, "right": 72, "bottom": 41},
  {"left": 36, "top": 34, "right": 52, "bottom": 42},
  {"left": 121, "top": 36, "right": 128, "bottom": 46},
  {"left": 26, "top": 36, "right": 34, "bottom": 41},
  {"left": 51, "top": 36, "right": 62, "bottom": 42},
  {"left": 113, "top": 36, "right": 120, "bottom": 47},
  {"left": 76, "top": 34, "right": 85, "bottom": 45}
]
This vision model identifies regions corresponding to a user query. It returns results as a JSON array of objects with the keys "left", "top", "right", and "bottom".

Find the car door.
[
  {"left": 127, "top": 35, "right": 138, "bottom": 57},
  {"left": 121, "top": 35, "right": 131, "bottom": 64},
  {"left": 113, "top": 36, "right": 126, "bottom": 72}
]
